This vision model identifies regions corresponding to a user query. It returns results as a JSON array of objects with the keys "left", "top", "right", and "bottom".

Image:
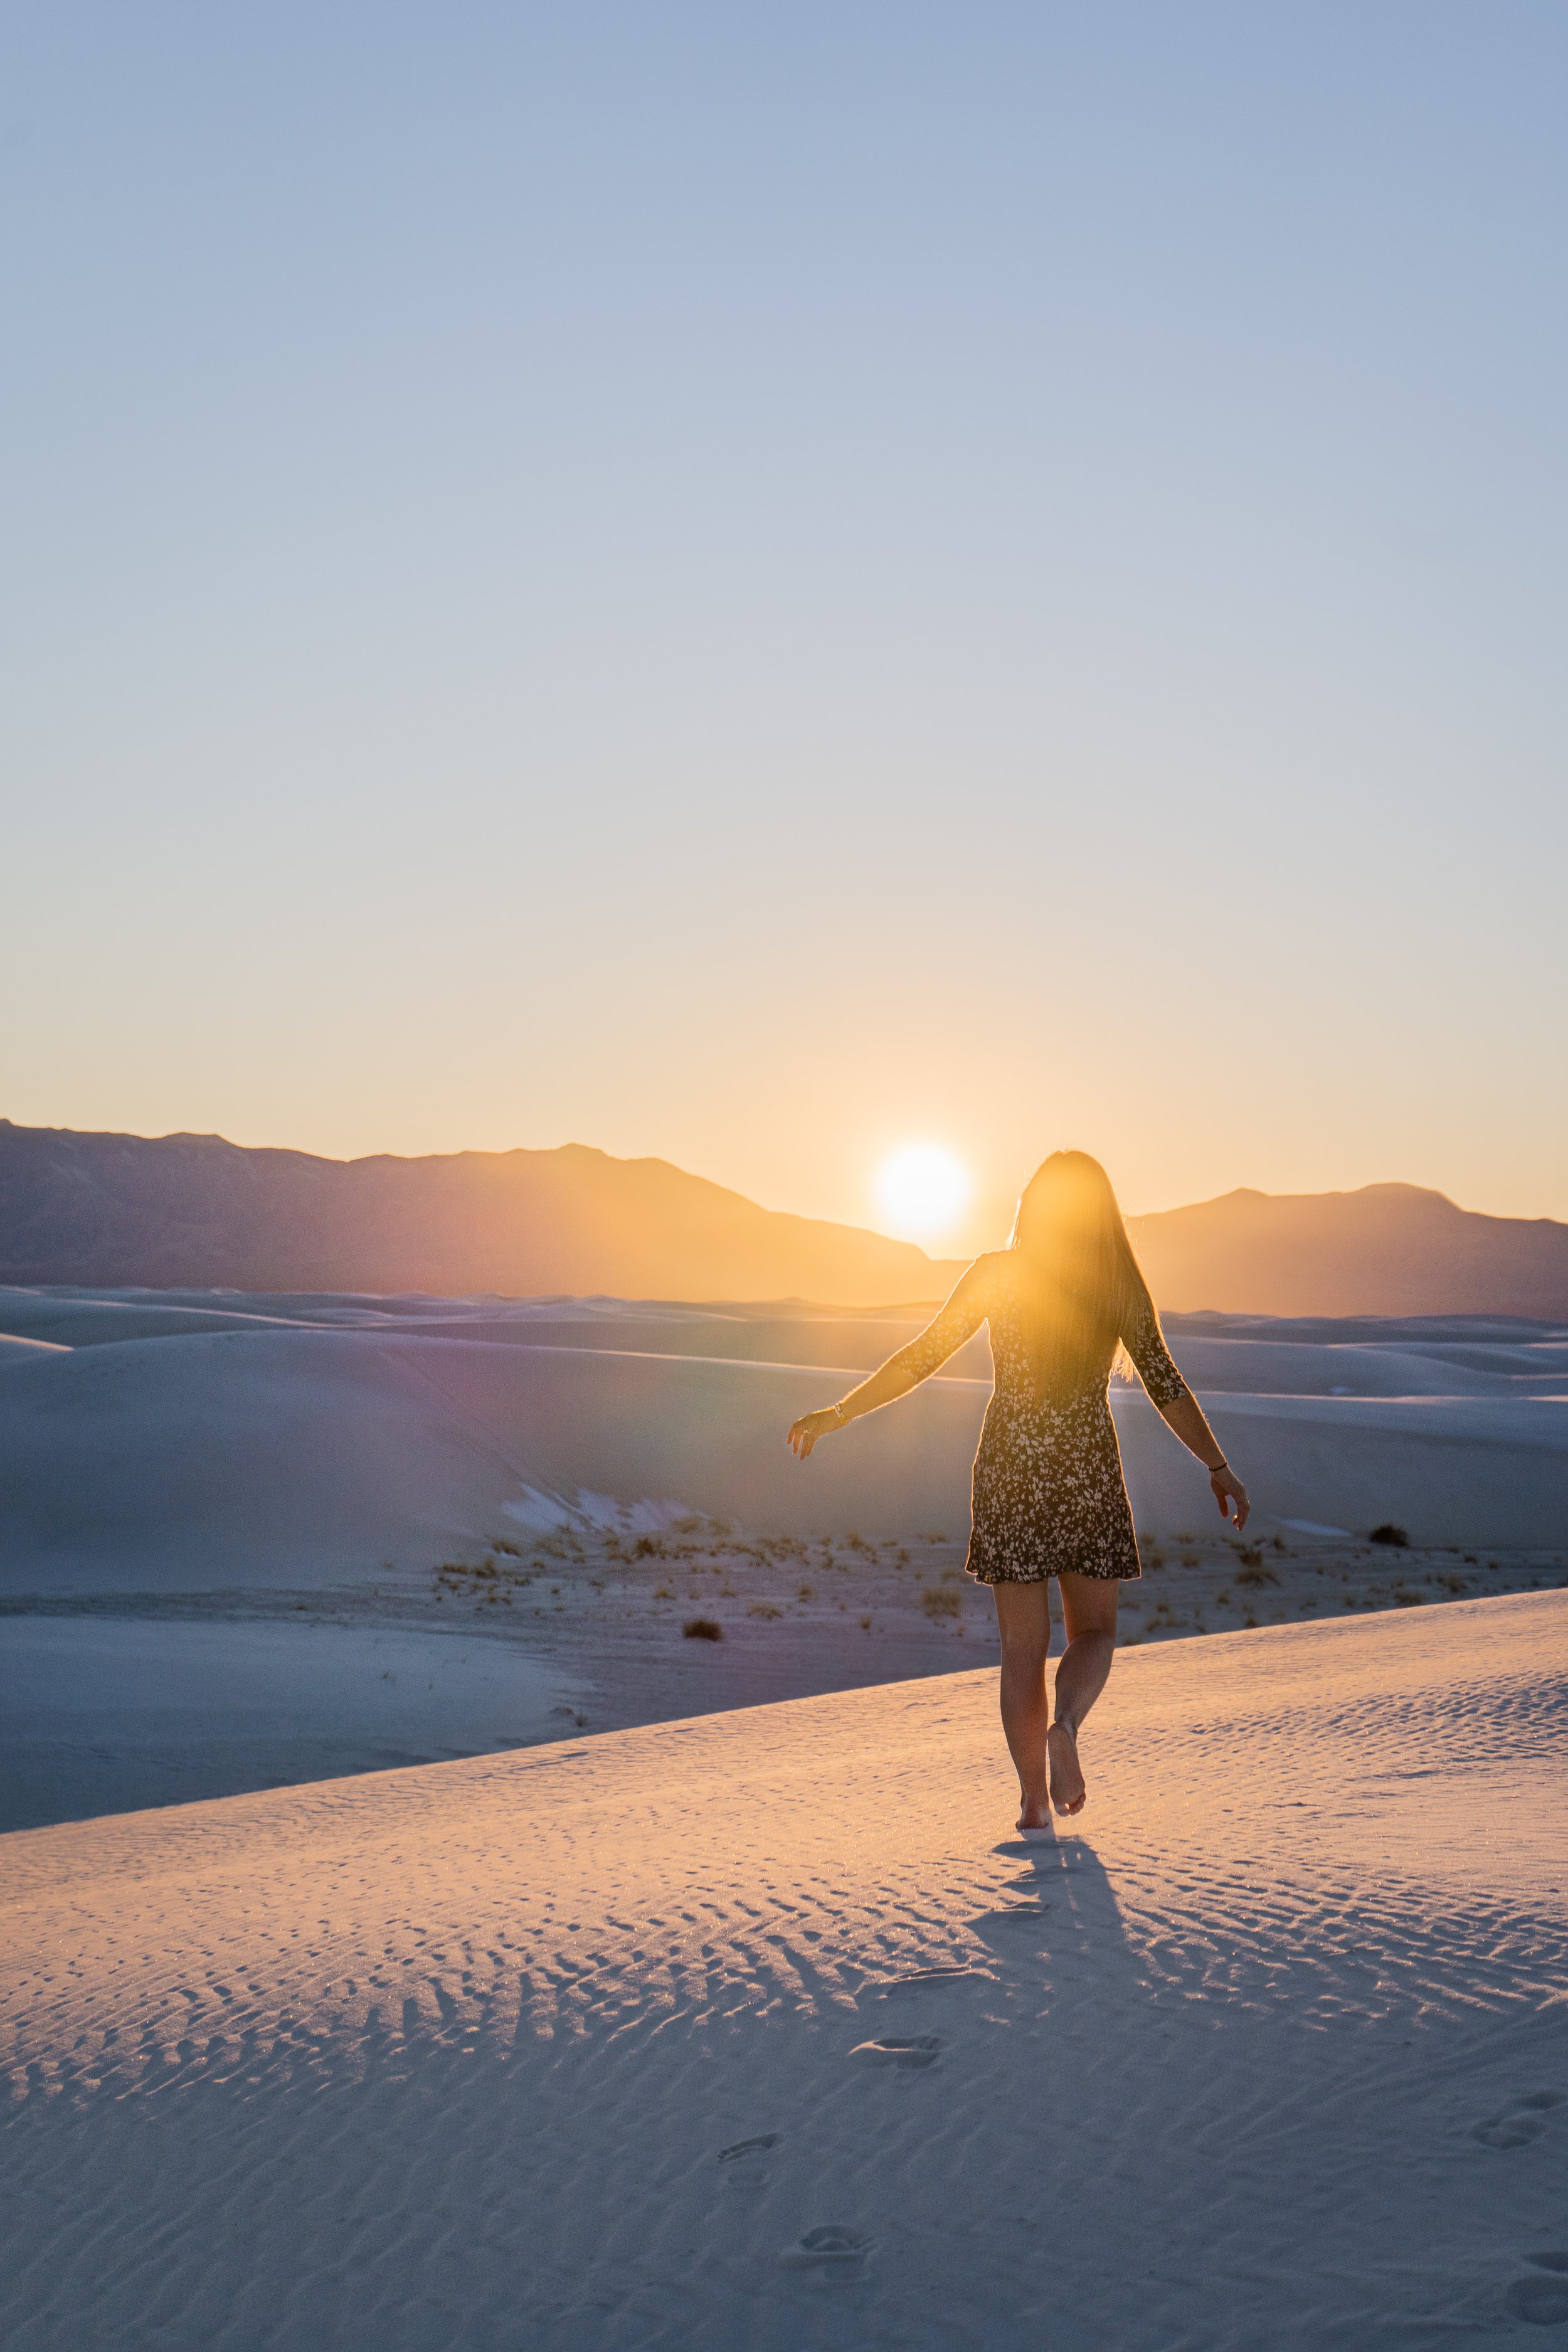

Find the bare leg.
[
  {"left": 992, "top": 1582, "right": 1054, "bottom": 1830},
  {"left": 1046, "top": 1574, "right": 1120, "bottom": 1816}
]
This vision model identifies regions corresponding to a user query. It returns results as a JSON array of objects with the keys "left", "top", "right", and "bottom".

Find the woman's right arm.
[{"left": 787, "top": 1259, "right": 993, "bottom": 1459}]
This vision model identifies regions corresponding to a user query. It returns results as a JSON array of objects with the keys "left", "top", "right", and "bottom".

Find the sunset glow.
[{"left": 874, "top": 1144, "right": 972, "bottom": 1242}]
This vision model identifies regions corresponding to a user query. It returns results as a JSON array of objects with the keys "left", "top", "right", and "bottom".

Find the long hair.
[{"left": 1007, "top": 1150, "right": 1148, "bottom": 1397}]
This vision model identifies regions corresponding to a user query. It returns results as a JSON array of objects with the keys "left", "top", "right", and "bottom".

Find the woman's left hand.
[
  {"left": 1211, "top": 1466, "right": 1250, "bottom": 1530},
  {"left": 788, "top": 1409, "right": 844, "bottom": 1459}
]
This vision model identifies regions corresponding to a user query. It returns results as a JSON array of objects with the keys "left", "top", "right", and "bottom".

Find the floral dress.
[{"left": 889, "top": 1252, "right": 1190, "bottom": 1584}]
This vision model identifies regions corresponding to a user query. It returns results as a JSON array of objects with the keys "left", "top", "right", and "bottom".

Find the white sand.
[
  {"left": 3, "top": 1591, "right": 1565, "bottom": 2349},
  {"left": 2, "top": 1301, "right": 1564, "bottom": 1596},
  {"left": 0, "top": 1616, "right": 588, "bottom": 1832},
  {"left": 3, "top": 1287, "right": 1564, "bottom": 1835}
]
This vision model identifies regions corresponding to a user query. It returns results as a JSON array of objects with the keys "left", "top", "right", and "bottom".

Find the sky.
[{"left": 3, "top": 1, "right": 1565, "bottom": 1253}]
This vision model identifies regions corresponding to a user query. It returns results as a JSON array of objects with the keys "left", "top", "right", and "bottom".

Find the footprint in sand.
[
  {"left": 780, "top": 2225, "right": 872, "bottom": 2270},
  {"left": 1505, "top": 2262, "right": 1568, "bottom": 2326},
  {"left": 851, "top": 2035, "right": 945, "bottom": 2069},
  {"left": 718, "top": 2132, "right": 780, "bottom": 2191},
  {"left": 1473, "top": 2091, "right": 1564, "bottom": 2149},
  {"left": 878, "top": 1965, "right": 981, "bottom": 1996}
]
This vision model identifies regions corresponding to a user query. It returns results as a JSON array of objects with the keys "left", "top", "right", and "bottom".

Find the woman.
[{"left": 787, "top": 1151, "right": 1248, "bottom": 1827}]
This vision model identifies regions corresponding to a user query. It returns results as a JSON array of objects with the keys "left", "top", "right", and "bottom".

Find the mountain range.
[{"left": 1, "top": 1120, "right": 1565, "bottom": 1318}]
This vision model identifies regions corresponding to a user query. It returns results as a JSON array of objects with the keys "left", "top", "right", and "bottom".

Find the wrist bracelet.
[
  {"left": 830, "top": 1401, "right": 849, "bottom": 1426},
  {"left": 1207, "top": 1458, "right": 1229, "bottom": 1476}
]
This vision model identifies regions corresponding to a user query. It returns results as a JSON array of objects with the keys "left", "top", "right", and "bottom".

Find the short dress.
[{"left": 888, "top": 1252, "right": 1191, "bottom": 1584}]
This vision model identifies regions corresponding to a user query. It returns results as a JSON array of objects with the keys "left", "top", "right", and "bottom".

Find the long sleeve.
[
  {"left": 1121, "top": 1286, "right": 1189, "bottom": 1409},
  {"left": 886, "top": 1258, "right": 995, "bottom": 1385}
]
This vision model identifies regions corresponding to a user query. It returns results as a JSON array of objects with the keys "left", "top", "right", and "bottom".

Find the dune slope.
[
  {"left": 3, "top": 1592, "right": 1566, "bottom": 2351},
  {"left": 3, "top": 1307, "right": 1564, "bottom": 1593}
]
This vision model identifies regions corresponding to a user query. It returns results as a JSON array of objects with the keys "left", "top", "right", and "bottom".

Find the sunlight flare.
[{"left": 874, "top": 1143, "right": 972, "bottom": 1243}]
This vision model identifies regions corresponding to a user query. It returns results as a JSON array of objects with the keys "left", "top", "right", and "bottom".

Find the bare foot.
[
  {"left": 1017, "top": 1791, "right": 1051, "bottom": 1832},
  {"left": 1047, "top": 1722, "right": 1086, "bottom": 1815}
]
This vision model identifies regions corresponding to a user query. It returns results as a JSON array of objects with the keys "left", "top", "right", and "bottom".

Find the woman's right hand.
[{"left": 788, "top": 1408, "right": 844, "bottom": 1459}]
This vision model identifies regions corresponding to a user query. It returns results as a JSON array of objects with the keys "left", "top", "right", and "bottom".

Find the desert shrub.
[
  {"left": 921, "top": 1586, "right": 962, "bottom": 1620},
  {"left": 1235, "top": 1562, "right": 1279, "bottom": 1589},
  {"left": 746, "top": 1601, "right": 782, "bottom": 1619},
  {"left": 1369, "top": 1523, "right": 1410, "bottom": 1548},
  {"left": 683, "top": 1617, "right": 723, "bottom": 1641}
]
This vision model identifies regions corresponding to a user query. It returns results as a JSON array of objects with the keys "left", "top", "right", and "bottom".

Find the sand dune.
[
  {"left": 2, "top": 1298, "right": 1564, "bottom": 1595},
  {"left": 0, "top": 1333, "right": 63, "bottom": 1364},
  {"left": 3, "top": 1288, "right": 1563, "bottom": 1837},
  {"left": 3, "top": 1592, "right": 1565, "bottom": 2349},
  {"left": 0, "top": 1615, "right": 590, "bottom": 1832}
]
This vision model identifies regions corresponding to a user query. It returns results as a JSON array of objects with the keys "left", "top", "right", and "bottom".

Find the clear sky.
[{"left": 4, "top": 3, "right": 1565, "bottom": 1253}]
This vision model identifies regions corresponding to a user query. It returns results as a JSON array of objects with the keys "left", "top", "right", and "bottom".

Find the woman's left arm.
[
  {"left": 1123, "top": 1291, "right": 1250, "bottom": 1528},
  {"left": 1155, "top": 1391, "right": 1250, "bottom": 1530}
]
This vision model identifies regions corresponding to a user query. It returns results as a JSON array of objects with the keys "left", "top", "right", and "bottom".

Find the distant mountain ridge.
[
  {"left": 1126, "top": 1182, "right": 1568, "bottom": 1319},
  {"left": 1, "top": 1121, "right": 1565, "bottom": 1316},
  {"left": 0, "top": 1122, "right": 954, "bottom": 1305}
]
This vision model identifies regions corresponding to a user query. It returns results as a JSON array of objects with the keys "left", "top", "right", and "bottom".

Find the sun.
[{"left": 874, "top": 1143, "right": 972, "bottom": 1243}]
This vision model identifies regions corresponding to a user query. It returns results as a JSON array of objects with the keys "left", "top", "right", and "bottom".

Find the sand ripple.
[{"left": 3, "top": 1593, "right": 1565, "bottom": 2348}]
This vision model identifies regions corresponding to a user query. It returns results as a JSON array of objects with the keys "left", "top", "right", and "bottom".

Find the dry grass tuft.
[{"left": 920, "top": 1586, "right": 962, "bottom": 1621}]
